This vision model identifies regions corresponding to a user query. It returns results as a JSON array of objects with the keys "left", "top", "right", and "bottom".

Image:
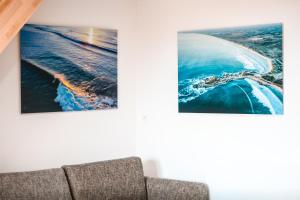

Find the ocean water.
[
  {"left": 178, "top": 23, "right": 283, "bottom": 114},
  {"left": 21, "top": 24, "right": 118, "bottom": 113}
]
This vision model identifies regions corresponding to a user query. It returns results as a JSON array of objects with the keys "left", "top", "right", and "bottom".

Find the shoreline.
[{"left": 191, "top": 33, "right": 274, "bottom": 73}]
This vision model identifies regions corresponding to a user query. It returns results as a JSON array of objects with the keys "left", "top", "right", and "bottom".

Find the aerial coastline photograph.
[{"left": 178, "top": 23, "right": 283, "bottom": 114}]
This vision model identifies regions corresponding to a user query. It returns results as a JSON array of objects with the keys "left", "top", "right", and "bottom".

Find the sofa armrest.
[{"left": 145, "top": 177, "right": 209, "bottom": 200}]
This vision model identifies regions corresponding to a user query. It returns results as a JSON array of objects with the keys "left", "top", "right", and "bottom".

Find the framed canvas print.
[
  {"left": 178, "top": 23, "right": 283, "bottom": 114},
  {"left": 21, "top": 24, "right": 118, "bottom": 113}
]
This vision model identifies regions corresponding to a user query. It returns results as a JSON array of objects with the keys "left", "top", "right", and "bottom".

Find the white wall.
[
  {"left": 136, "top": 0, "right": 300, "bottom": 200},
  {"left": 0, "top": 0, "right": 138, "bottom": 172}
]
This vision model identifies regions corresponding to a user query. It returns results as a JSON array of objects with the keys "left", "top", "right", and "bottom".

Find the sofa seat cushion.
[
  {"left": 63, "top": 157, "right": 147, "bottom": 200},
  {"left": 0, "top": 168, "right": 72, "bottom": 200}
]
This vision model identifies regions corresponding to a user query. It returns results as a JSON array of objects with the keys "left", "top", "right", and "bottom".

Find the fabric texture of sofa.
[{"left": 0, "top": 157, "right": 209, "bottom": 200}]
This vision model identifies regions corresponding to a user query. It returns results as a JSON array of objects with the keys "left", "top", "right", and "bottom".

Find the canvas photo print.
[
  {"left": 178, "top": 23, "right": 283, "bottom": 114},
  {"left": 21, "top": 24, "right": 118, "bottom": 113}
]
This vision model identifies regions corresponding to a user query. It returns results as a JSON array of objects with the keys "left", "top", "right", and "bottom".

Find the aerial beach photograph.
[
  {"left": 178, "top": 23, "right": 283, "bottom": 114},
  {"left": 21, "top": 24, "right": 118, "bottom": 113}
]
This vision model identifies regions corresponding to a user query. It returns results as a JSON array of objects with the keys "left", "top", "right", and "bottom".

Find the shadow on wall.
[
  {"left": 142, "top": 159, "right": 161, "bottom": 178},
  {"left": 0, "top": 38, "right": 19, "bottom": 82}
]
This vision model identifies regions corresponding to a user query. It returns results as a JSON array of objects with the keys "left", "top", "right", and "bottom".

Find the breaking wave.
[{"left": 55, "top": 83, "right": 116, "bottom": 111}]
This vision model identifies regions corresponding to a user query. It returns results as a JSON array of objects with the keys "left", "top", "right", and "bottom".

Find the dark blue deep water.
[
  {"left": 21, "top": 24, "right": 118, "bottom": 113},
  {"left": 178, "top": 24, "right": 283, "bottom": 114}
]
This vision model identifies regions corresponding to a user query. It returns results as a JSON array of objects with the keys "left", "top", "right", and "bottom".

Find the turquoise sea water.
[{"left": 178, "top": 24, "right": 283, "bottom": 114}]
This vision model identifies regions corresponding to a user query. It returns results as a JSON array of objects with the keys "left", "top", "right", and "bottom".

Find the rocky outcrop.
[{"left": 193, "top": 70, "right": 282, "bottom": 90}]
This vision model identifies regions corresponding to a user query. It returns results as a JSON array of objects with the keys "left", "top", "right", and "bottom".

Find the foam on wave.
[
  {"left": 178, "top": 78, "right": 214, "bottom": 103},
  {"left": 23, "top": 59, "right": 117, "bottom": 111},
  {"left": 245, "top": 78, "right": 283, "bottom": 114},
  {"left": 55, "top": 83, "right": 116, "bottom": 111}
]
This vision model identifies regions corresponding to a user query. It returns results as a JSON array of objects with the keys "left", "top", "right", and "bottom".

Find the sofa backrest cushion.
[
  {"left": 63, "top": 157, "right": 147, "bottom": 200},
  {"left": 0, "top": 168, "right": 72, "bottom": 200}
]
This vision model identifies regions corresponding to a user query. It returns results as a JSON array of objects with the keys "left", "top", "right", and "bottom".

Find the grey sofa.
[{"left": 0, "top": 157, "right": 209, "bottom": 200}]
